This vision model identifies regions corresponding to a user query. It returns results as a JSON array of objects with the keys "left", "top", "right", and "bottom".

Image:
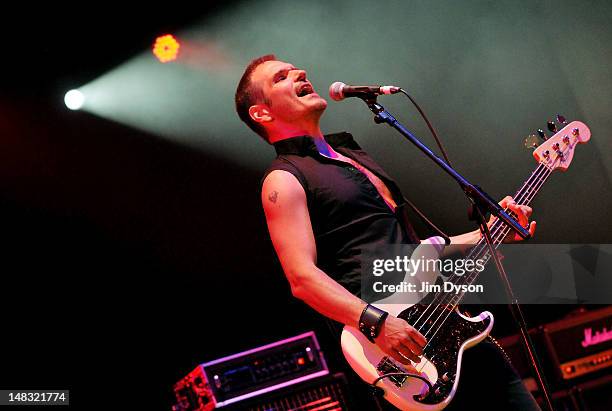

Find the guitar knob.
[
  {"left": 537, "top": 129, "right": 548, "bottom": 141},
  {"left": 572, "top": 128, "right": 580, "bottom": 137},
  {"left": 556, "top": 114, "right": 567, "bottom": 125},
  {"left": 547, "top": 121, "right": 557, "bottom": 133},
  {"left": 563, "top": 136, "right": 570, "bottom": 145},
  {"left": 442, "top": 372, "right": 451, "bottom": 382}
]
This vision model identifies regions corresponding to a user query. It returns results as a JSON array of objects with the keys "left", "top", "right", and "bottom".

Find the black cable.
[
  {"left": 400, "top": 196, "right": 451, "bottom": 245},
  {"left": 370, "top": 372, "right": 433, "bottom": 397},
  {"left": 399, "top": 89, "right": 453, "bottom": 168},
  {"left": 391, "top": 88, "right": 452, "bottom": 242}
]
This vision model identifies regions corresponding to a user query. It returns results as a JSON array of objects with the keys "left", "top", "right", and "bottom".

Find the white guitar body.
[
  {"left": 342, "top": 306, "right": 493, "bottom": 410},
  {"left": 340, "top": 120, "right": 591, "bottom": 410},
  {"left": 341, "top": 238, "right": 494, "bottom": 410}
]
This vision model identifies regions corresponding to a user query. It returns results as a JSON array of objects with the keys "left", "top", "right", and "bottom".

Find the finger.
[
  {"left": 401, "top": 339, "right": 424, "bottom": 357},
  {"left": 513, "top": 204, "right": 532, "bottom": 219},
  {"left": 512, "top": 220, "right": 536, "bottom": 242},
  {"left": 406, "top": 327, "right": 427, "bottom": 348},
  {"left": 522, "top": 205, "right": 533, "bottom": 218},
  {"left": 507, "top": 203, "right": 529, "bottom": 226},
  {"left": 395, "top": 347, "right": 420, "bottom": 363},
  {"left": 389, "top": 349, "right": 414, "bottom": 365},
  {"left": 529, "top": 220, "right": 537, "bottom": 237},
  {"left": 499, "top": 196, "right": 514, "bottom": 208}
]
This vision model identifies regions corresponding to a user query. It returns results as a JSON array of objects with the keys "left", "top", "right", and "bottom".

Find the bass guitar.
[{"left": 341, "top": 120, "right": 591, "bottom": 410}]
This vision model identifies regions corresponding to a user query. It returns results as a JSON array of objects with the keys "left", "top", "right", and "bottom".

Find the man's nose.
[{"left": 293, "top": 69, "right": 306, "bottom": 81}]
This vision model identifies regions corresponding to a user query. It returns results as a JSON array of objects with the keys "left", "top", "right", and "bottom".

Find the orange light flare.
[{"left": 153, "top": 34, "right": 180, "bottom": 63}]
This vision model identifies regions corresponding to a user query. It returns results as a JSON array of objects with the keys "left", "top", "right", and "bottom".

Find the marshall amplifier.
[
  {"left": 173, "top": 331, "right": 330, "bottom": 410},
  {"left": 499, "top": 306, "right": 612, "bottom": 389},
  {"left": 538, "top": 305, "right": 612, "bottom": 383},
  {"left": 498, "top": 306, "right": 612, "bottom": 410}
]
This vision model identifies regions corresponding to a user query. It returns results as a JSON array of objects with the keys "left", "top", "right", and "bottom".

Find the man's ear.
[{"left": 249, "top": 104, "right": 273, "bottom": 124}]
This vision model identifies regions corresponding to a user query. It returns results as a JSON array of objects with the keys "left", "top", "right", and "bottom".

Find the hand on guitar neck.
[
  {"left": 443, "top": 195, "right": 537, "bottom": 256},
  {"left": 487, "top": 195, "right": 536, "bottom": 243}
]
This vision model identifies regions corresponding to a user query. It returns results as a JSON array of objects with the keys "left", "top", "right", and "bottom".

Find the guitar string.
[
  {"left": 409, "top": 162, "right": 548, "bottom": 330},
  {"left": 413, "top": 164, "right": 553, "bottom": 372},
  {"left": 427, "top": 163, "right": 548, "bottom": 309},
  {"left": 415, "top": 190, "right": 535, "bottom": 357},
  {"left": 447, "top": 164, "right": 553, "bottom": 303},
  {"left": 404, "top": 136, "right": 572, "bottom": 376},
  {"left": 446, "top": 163, "right": 553, "bottom": 306},
  {"left": 444, "top": 163, "right": 552, "bottom": 305},
  {"left": 416, "top": 163, "right": 549, "bottom": 325},
  {"left": 415, "top": 166, "right": 552, "bottom": 374},
  {"left": 416, "top": 165, "right": 553, "bottom": 369},
  {"left": 421, "top": 165, "right": 551, "bottom": 341},
  {"left": 417, "top": 165, "right": 552, "bottom": 358},
  {"left": 409, "top": 163, "right": 548, "bottom": 332}
]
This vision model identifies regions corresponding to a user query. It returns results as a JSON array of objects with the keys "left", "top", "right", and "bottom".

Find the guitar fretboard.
[{"left": 447, "top": 162, "right": 553, "bottom": 306}]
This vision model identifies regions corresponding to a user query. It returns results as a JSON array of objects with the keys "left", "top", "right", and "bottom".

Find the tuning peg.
[
  {"left": 524, "top": 134, "right": 540, "bottom": 149},
  {"left": 547, "top": 121, "right": 557, "bottom": 133},
  {"left": 556, "top": 114, "right": 567, "bottom": 125},
  {"left": 537, "top": 129, "right": 548, "bottom": 141}
]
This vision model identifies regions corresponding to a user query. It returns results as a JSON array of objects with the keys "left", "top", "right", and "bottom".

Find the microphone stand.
[{"left": 360, "top": 96, "right": 554, "bottom": 411}]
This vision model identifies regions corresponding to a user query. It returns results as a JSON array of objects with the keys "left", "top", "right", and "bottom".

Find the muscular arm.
[
  {"left": 262, "top": 170, "right": 366, "bottom": 326},
  {"left": 262, "top": 170, "right": 426, "bottom": 364}
]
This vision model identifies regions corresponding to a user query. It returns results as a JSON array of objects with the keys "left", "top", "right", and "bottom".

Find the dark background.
[
  {"left": 1, "top": 4, "right": 609, "bottom": 410},
  {"left": 1, "top": 5, "right": 324, "bottom": 410}
]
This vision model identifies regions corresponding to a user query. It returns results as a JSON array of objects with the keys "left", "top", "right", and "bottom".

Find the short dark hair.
[{"left": 235, "top": 54, "right": 276, "bottom": 143}]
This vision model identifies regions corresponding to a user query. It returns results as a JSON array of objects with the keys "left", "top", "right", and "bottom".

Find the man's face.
[{"left": 250, "top": 60, "right": 327, "bottom": 124}]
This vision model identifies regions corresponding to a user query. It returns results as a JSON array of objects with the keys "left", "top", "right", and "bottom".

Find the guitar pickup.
[{"left": 376, "top": 357, "right": 409, "bottom": 387}]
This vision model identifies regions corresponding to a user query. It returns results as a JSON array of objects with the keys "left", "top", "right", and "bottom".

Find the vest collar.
[{"left": 273, "top": 132, "right": 361, "bottom": 156}]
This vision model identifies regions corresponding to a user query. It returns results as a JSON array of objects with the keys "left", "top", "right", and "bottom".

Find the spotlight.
[
  {"left": 64, "top": 89, "right": 85, "bottom": 110},
  {"left": 153, "top": 34, "right": 180, "bottom": 63}
]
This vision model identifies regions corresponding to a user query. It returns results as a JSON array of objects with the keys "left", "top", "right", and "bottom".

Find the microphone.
[{"left": 329, "top": 81, "right": 400, "bottom": 101}]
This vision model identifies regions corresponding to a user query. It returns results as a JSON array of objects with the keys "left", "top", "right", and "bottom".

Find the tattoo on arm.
[{"left": 268, "top": 190, "right": 279, "bottom": 203}]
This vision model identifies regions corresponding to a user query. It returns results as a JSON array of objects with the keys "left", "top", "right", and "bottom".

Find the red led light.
[
  {"left": 297, "top": 357, "right": 305, "bottom": 365},
  {"left": 153, "top": 34, "right": 180, "bottom": 63}
]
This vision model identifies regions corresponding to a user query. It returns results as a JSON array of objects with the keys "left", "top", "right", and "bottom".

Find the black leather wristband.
[{"left": 359, "top": 304, "right": 388, "bottom": 343}]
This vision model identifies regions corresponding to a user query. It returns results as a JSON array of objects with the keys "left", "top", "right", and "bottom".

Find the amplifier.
[
  {"left": 224, "top": 372, "right": 351, "bottom": 411},
  {"left": 499, "top": 306, "right": 612, "bottom": 389},
  {"left": 173, "top": 331, "right": 329, "bottom": 410},
  {"left": 539, "top": 305, "right": 612, "bottom": 382}
]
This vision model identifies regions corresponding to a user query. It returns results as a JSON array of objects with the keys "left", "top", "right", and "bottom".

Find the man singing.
[{"left": 235, "top": 54, "right": 540, "bottom": 410}]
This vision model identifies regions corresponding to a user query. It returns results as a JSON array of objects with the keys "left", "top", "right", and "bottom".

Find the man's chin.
[{"left": 312, "top": 96, "right": 328, "bottom": 111}]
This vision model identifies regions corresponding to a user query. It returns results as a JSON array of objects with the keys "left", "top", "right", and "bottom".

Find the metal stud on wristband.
[{"left": 359, "top": 304, "right": 388, "bottom": 343}]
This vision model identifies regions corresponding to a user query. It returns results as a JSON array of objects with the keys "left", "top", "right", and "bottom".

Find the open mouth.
[{"left": 296, "top": 83, "right": 314, "bottom": 97}]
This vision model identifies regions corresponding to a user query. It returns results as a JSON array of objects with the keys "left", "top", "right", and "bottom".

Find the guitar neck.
[
  {"left": 449, "top": 162, "right": 553, "bottom": 304},
  {"left": 489, "top": 161, "right": 553, "bottom": 243}
]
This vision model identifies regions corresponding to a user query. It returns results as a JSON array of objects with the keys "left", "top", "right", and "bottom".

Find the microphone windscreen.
[{"left": 329, "top": 82, "right": 346, "bottom": 101}]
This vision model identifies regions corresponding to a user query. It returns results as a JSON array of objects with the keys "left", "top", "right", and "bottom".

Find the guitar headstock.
[{"left": 532, "top": 121, "right": 591, "bottom": 171}]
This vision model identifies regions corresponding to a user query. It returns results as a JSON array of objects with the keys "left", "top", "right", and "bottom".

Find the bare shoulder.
[{"left": 261, "top": 170, "right": 306, "bottom": 210}]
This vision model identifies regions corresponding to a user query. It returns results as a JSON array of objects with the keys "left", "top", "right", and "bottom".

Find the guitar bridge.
[{"left": 376, "top": 357, "right": 409, "bottom": 387}]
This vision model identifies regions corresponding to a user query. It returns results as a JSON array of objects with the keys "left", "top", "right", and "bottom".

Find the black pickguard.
[{"left": 398, "top": 304, "right": 491, "bottom": 405}]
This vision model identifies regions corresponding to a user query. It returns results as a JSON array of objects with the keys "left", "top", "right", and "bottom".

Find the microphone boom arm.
[{"left": 361, "top": 96, "right": 530, "bottom": 240}]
